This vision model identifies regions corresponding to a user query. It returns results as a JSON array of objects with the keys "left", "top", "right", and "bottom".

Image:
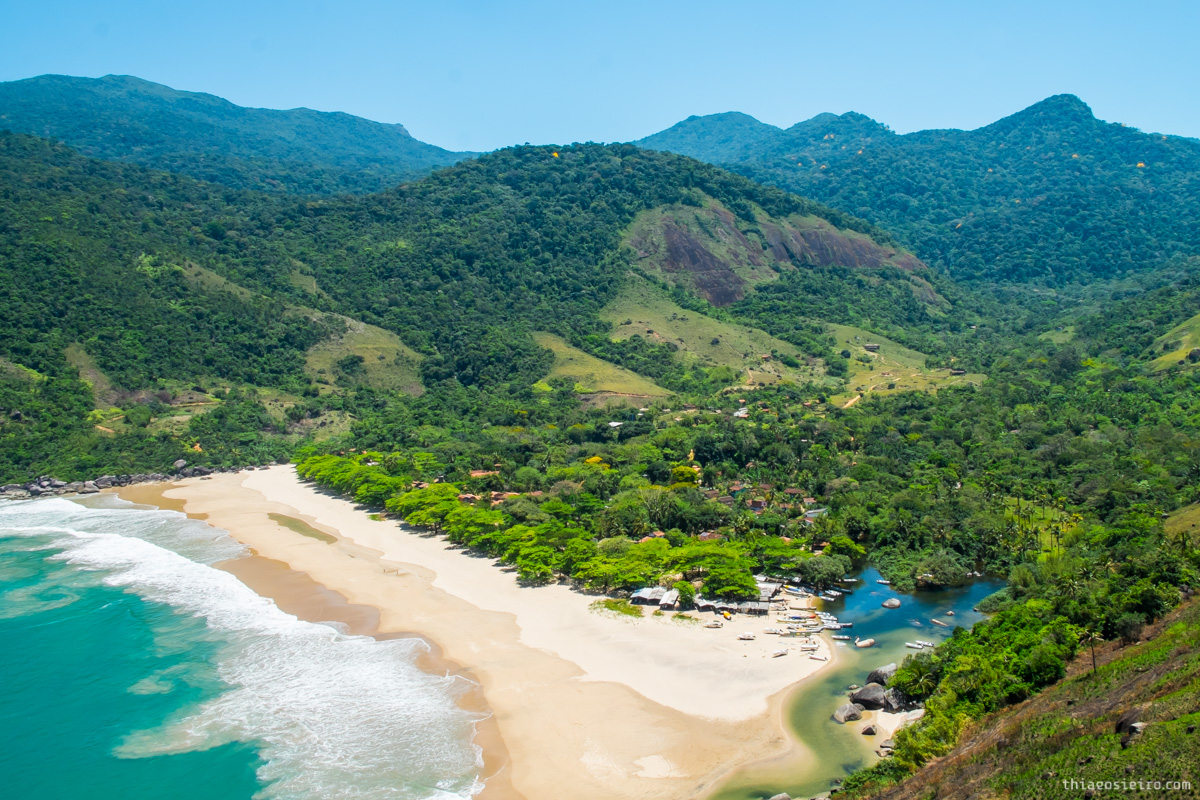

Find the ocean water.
[{"left": 0, "top": 496, "right": 485, "bottom": 800}]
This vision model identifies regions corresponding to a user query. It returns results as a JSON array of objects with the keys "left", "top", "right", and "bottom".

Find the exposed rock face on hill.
[{"left": 625, "top": 201, "right": 931, "bottom": 306}]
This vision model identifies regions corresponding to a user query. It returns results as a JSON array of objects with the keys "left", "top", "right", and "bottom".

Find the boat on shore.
[
  {"left": 737, "top": 632, "right": 756, "bottom": 641},
  {"left": 831, "top": 634, "right": 851, "bottom": 641},
  {"left": 773, "top": 649, "right": 788, "bottom": 658},
  {"left": 704, "top": 621, "right": 723, "bottom": 628},
  {"left": 916, "top": 640, "right": 935, "bottom": 648},
  {"left": 905, "top": 642, "right": 923, "bottom": 649},
  {"left": 809, "top": 654, "right": 828, "bottom": 661}
]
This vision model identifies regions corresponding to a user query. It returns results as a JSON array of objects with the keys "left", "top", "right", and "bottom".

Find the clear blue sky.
[{"left": 3, "top": 0, "right": 1198, "bottom": 151}]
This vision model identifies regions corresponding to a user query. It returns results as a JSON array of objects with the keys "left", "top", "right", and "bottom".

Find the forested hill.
[
  {"left": 0, "top": 131, "right": 959, "bottom": 480},
  {"left": 637, "top": 95, "right": 1200, "bottom": 285},
  {"left": 0, "top": 74, "right": 473, "bottom": 194}
]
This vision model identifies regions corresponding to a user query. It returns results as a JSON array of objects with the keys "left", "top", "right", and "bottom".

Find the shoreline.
[{"left": 118, "top": 468, "right": 836, "bottom": 800}]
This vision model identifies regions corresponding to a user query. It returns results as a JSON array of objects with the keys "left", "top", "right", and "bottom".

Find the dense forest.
[
  {"left": 1, "top": 131, "right": 959, "bottom": 480},
  {"left": 638, "top": 95, "right": 1200, "bottom": 285},
  {"left": 0, "top": 74, "right": 472, "bottom": 194}
]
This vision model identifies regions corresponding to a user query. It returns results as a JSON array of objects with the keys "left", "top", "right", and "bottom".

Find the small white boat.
[
  {"left": 704, "top": 621, "right": 723, "bottom": 629},
  {"left": 931, "top": 618, "right": 949, "bottom": 627},
  {"left": 855, "top": 637, "right": 876, "bottom": 648},
  {"left": 916, "top": 640, "right": 935, "bottom": 648},
  {"left": 772, "top": 649, "right": 788, "bottom": 658},
  {"left": 905, "top": 642, "right": 924, "bottom": 649},
  {"left": 799, "top": 643, "right": 819, "bottom": 651},
  {"left": 737, "top": 632, "right": 756, "bottom": 641},
  {"left": 839, "top": 621, "right": 852, "bottom": 628},
  {"left": 809, "top": 654, "right": 828, "bottom": 661},
  {"left": 877, "top": 579, "right": 891, "bottom": 585},
  {"left": 762, "top": 628, "right": 782, "bottom": 635},
  {"left": 909, "top": 620, "right": 923, "bottom": 627},
  {"left": 825, "top": 589, "right": 843, "bottom": 597},
  {"left": 831, "top": 634, "right": 851, "bottom": 641}
]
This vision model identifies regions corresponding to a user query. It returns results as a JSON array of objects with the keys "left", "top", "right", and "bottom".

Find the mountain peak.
[{"left": 986, "top": 93, "right": 1097, "bottom": 134}]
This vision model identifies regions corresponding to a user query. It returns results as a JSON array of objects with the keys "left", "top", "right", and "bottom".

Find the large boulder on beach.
[
  {"left": 883, "top": 688, "right": 909, "bottom": 712},
  {"left": 882, "top": 598, "right": 901, "bottom": 609},
  {"left": 768, "top": 794, "right": 792, "bottom": 800},
  {"left": 861, "top": 724, "right": 877, "bottom": 736},
  {"left": 173, "top": 459, "right": 188, "bottom": 471},
  {"left": 867, "top": 663, "right": 897, "bottom": 686},
  {"left": 834, "top": 702, "right": 864, "bottom": 723},
  {"left": 850, "top": 683, "right": 888, "bottom": 710}
]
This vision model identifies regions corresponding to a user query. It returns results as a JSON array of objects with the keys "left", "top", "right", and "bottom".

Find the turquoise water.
[
  {"left": 0, "top": 496, "right": 485, "bottom": 800},
  {"left": 715, "top": 566, "right": 1006, "bottom": 799}
]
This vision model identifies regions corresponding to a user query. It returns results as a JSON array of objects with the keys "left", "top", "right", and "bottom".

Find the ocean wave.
[{"left": 0, "top": 497, "right": 484, "bottom": 799}]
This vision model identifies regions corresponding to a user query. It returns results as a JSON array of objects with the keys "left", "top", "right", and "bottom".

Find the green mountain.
[
  {"left": 0, "top": 131, "right": 970, "bottom": 481},
  {"left": 637, "top": 95, "right": 1200, "bottom": 285},
  {"left": 0, "top": 74, "right": 473, "bottom": 194}
]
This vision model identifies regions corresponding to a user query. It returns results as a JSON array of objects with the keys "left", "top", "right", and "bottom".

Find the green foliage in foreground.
[{"left": 842, "top": 599, "right": 1200, "bottom": 798}]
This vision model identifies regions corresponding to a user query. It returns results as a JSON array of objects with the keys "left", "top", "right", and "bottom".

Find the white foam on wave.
[{"left": 0, "top": 498, "right": 485, "bottom": 799}]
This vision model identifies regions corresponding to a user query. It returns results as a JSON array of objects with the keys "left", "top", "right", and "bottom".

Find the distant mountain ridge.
[
  {"left": 0, "top": 74, "right": 473, "bottom": 194},
  {"left": 638, "top": 95, "right": 1200, "bottom": 285}
]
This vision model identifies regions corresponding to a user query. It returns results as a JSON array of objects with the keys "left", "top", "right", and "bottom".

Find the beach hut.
[
  {"left": 658, "top": 589, "right": 680, "bottom": 610},
  {"left": 630, "top": 587, "right": 667, "bottom": 605},
  {"left": 694, "top": 596, "right": 718, "bottom": 612}
]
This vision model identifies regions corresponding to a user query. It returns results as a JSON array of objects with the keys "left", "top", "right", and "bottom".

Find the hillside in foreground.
[{"left": 845, "top": 598, "right": 1200, "bottom": 800}]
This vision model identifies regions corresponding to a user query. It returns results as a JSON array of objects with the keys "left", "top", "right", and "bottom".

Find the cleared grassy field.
[
  {"left": 64, "top": 343, "right": 118, "bottom": 407},
  {"left": 532, "top": 332, "right": 670, "bottom": 400},
  {"left": 1166, "top": 502, "right": 1200, "bottom": 539},
  {"left": 600, "top": 275, "right": 819, "bottom": 386},
  {"left": 1151, "top": 312, "right": 1200, "bottom": 371},
  {"left": 827, "top": 323, "right": 985, "bottom": 406},
  {"left": 305, "top": 317, "right": 424, "bottom": 395}
]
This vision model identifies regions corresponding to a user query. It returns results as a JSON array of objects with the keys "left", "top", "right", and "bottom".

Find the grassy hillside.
[
  {"left": 600, "top": 276, "right": 822, "bottom": 386},
  {"left": 531, "top": 332, "right": 670, "bottom": 401},
  {"left": 638, "top": 95, "right": 1200, "bottom": 285},
  {"left": 1151, "top": 311, "right": 1200, "bottom": 371},
  {"left": 828, "top": 323, "right": 985, "bottom": 405},
  {"left": 0, "top": 74, "right": 473, "bottom": 195},
  {"left": 304, "top": 317, "right": 424, "bottom": 396},
  {"left": 847, "top": 599, "right": 1200, "bottom": 800}
]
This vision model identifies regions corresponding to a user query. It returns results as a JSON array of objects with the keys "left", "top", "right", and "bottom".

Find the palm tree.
[{"left": 1081, "top": 628, "right": 1103, "bottom": 675}]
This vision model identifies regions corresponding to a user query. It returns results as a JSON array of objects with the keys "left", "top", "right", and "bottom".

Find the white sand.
[{"left": 139, "top": 467, "right": 837, "bottom": 800}]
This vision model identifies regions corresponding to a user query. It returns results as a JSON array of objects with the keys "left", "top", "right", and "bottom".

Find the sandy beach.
[{"left": 119, "top": 467, "right": 836, "bottom": 800}]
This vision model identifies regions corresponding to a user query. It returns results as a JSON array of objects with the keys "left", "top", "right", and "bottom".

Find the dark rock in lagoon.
[
  {"left": 867, "top": 663, "right": 897, "bottom": 686},
  {"left": 834, "top": 702, "right": 864, "bottom": 723},
  {"left": 850, "top": 683, "right": 887, "bottom": 709}
]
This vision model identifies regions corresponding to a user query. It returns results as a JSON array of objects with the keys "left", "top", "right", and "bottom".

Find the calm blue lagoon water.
[
  {"left": 715, "top": 566, "right": 1005, "bottom": 800},
  {"left": 0, "top": 496, "right": 484, "bottom": 800}
]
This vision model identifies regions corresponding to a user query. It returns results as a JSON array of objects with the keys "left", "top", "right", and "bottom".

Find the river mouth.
[{"left": 711, "top": 566, "right": 1004, "bottom": 800}]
